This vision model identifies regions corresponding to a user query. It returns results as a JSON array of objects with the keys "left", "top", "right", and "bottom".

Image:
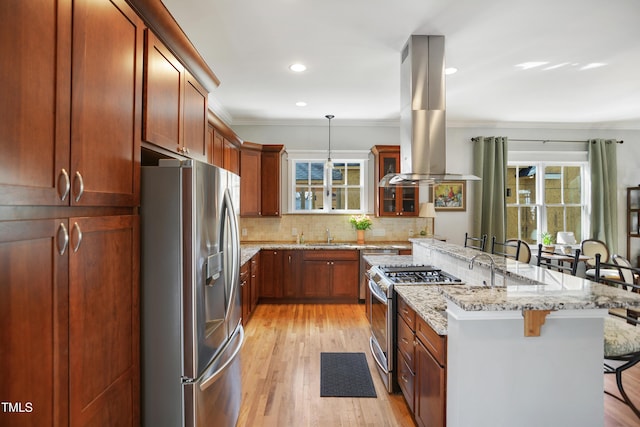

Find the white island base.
[{"left": 446, "top": 302, "right": 608, "bottom": 427}]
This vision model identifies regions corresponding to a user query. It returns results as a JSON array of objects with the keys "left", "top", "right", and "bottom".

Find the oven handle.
[
  {"left": 369, "top": 337, "right": 390, "bottom": 374},
  {"left": 368, "top": 279, "right": 388, "bottom": 305}
]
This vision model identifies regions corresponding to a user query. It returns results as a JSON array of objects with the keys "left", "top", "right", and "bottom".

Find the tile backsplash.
[{"left": 240, "top": 214, "right": 433, "bottom": 243}]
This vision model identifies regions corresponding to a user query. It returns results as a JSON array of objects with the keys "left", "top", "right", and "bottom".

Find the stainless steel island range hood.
[{"left": 380, "top": 35, "right": 478, "bottom": 186}]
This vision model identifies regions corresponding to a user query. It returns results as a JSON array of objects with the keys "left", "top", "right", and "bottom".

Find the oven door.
[{"left": 368, "top": 279, "right": 393, "bottom": 392}]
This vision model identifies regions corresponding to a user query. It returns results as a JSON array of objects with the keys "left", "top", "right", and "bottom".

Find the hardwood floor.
[{"left": 238, "top": 303, "right": 640, "bottom": 427}]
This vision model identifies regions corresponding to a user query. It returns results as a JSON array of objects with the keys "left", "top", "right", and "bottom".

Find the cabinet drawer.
[
  {"left": 397, "top": 350, "right": 415, "bottom": 412},
  {"left": 397, "top": 316, "right": 415, "bottom": 371},
  {"left": 416, "top": 315, "right": 447, "bottom": 367},
  {"left": 397, "top": 295, "right": 416, "bottom": 331},
  {"left": 302, "top": 250, "right": 358, "bottom": 260}
]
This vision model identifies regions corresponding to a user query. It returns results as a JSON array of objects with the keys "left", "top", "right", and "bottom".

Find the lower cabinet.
[
  {"left": 240, "top": 260, "right": 251, "bottom": 326},
  {"left": 1, "top": 215, "right": 140, "bottom": 426},
  {"left": 301, "top": 250, "right": 359, "bottom": 302},
  {"left": 257, "top": 249, "right": 359, "bottom": 302},
  {"left": 250, "top": 254, "right": 260, "bottom": 313},
  {"left": 396, "top": 293, "right": 447, "bottom": 427}
]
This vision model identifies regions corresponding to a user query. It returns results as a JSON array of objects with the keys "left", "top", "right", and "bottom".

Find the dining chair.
[
  {"left": 595, "top": 253, "right": 640, "bottom": 418},
  {"left": 583, "top": 239, "right": 615, "bottom": 280},
  {"left": 536, "top": 244, "right": 581, "bottom": 275},
  {"left": 491, "top": 237, "right": 520, "bottom": 259},
  {"left": 464, "top": 232, "right": 487, "bottom": 251},
  {"left": 507, "top": 239, "right": 531, "bottom": 263}
]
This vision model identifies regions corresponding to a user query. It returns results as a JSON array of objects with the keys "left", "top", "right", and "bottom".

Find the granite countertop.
[{"left": 394, "top": 285, "right": 450, "bottom": 335}]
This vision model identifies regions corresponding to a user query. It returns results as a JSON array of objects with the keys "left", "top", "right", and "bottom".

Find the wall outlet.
[
  {"left": 291, "top": 227, "right": 298, "bottom": 235},
  {"left": 241, "top": 228, "right": 247, "bottom": 236},
  {"left": 408, "top": 229, "right": 415, "bottom": 237}
]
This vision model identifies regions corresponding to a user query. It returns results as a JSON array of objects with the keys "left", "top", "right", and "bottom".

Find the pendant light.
[{"left": 325, "top": 114, "right": 334, "bottom": 170}]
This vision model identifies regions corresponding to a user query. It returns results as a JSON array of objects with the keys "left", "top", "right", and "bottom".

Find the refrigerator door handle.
[
  {"left": 199, "top": 324, "right": 244, "bottom": 392},
  {"left": 222, "top": 188, "right": 240, "bottom": 320}
]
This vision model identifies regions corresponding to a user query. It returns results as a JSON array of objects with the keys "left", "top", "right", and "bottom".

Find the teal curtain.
[
  {"left": 588, "top": 139, "right": 618, "bottom": 253},
  {"left": 472, "top": 136, "right": 508, "bottom": 250}
]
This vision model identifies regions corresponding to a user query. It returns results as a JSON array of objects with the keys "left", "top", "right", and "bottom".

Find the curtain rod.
[{"left": 470, "top": 137, "right": 623, "bottom": 144}]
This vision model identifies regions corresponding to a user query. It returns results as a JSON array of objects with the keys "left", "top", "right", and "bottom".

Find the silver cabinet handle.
[
  {"left": 74, "top": 171, "right": 84, "bottom": 202},
  {"left": 71, "top": 222, "right": 82, "bottom": 252},
  {"left": 57, "top": 223, "right": 69, "bottom": 255},
  {"left": 58, "top": 169, "right": 70, "bottom": 201}
]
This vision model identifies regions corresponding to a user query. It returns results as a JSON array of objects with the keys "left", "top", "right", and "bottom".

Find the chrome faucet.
[
  {"left": 469, "top": 253, "right": 496, "bottom": 288},
  {"left": 326, "top": 228, "right": 333, "bottom": 244}
]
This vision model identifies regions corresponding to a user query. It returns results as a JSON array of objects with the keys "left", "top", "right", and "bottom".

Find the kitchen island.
[{"left": 373, "top": 238, "right": 640, "bottom": 427}]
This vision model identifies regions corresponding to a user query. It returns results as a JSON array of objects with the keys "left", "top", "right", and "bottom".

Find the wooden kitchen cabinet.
[
  {"left": 68, "top": 215, "right": 140, "bottom": 426},
  {"left": 240, "top": 260, "right": 251, "bottom": 326},
  {"left": 143, "top": 30, "right": 208, "bottom": 161},
  {"left": 397, "top": 295, "right": 417, "bottom": 412},
  {"left": 260, "top": 145, "right": 284, "bottom": 216},
  {"left": 250, "top": 254, "right": 260, "bottom": 314},
  {"left": 259, "top": 250, "right": 284, "bottom": 299},
  {"left": 240, "top": 143, "right": 262, "bottom": 216},
  {"left": 0, "top": 219, "right": 70, "bottom": 426},
  {"left": 0, "top": 0, "right": 142, "bottom": 208},
  {"left": 240, "top": 143, "right": 284, "bottom": 217},
  {"left": 372, "top": 145, "right": 418, "bottom": 217},
  {"left": 301, "top": 250, "right": 359, "bottom": 302},
  {"left": 415, "top": 313, "right": 447, "bottom": 427}
]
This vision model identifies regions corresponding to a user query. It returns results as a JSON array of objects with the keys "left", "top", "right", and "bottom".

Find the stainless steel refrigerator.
[{"left": 141, "top": 159, "right": 243, "bottom": 427}]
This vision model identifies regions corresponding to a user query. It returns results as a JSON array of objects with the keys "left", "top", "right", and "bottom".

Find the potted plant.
[
  {"left": 349, "top": 214, "right": 372, "bottom": 244},
  {"left": 541, "top": 232, "right": 554, "bottom": 251}
]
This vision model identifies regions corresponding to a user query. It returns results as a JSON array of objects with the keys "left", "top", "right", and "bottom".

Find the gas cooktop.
[{"left": 376, "top": 265, "right": 462, "bottom": 284}]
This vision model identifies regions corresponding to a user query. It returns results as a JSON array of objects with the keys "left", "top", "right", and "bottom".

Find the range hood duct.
[{"left": 380, "top": 35, "right": 478, "bottom": 186}]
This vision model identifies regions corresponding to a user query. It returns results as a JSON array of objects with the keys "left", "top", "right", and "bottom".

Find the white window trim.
[
  {"left": 508, "top": 161, "right": 589, "bottom": 243},
  {"left": 286, "top": 150, "right": 370, "bottom": 214}
]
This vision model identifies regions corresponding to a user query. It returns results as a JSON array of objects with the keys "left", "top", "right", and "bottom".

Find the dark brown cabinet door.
[
  {"left": 331, "top": 260, "right": 359, "bottom": 299},
  {"left": 240, "top": 262, "right": 251, "bottom": 326},
  {"left": 0, "top": 0, "right": 71, "bottom": 206},
  {"left": 301, "top": 260, "right": 332, "bottom": 298},
  {"left": 71, "top": 0, "right": 142, "bottom": 207},
  {"left": 415, "top": 340, "right": 446, "bottom": 427},
  {"left": 68, "top": 215, "right": 139, "bottom": 426},
  {"left": 260, "top": 148, "right": 282, "bottom": 216},
  {"left": 259, "top": 250, "right": 283, "bottom": 299},
  {"left": 210, "top": 127, "right": 225, "bottom": 168},
  {"left": 282, "top": 250, "right": 301, "bottom": 298},
  {"left": 0, "top": 219, "right": 69, "bottom": 426},
  {"left": 183, "top": 71, "right": 208, "bottom": 161},
  {"left": 143, "top": 30, "right": 183, "bottom": 153},
  {"left": 224, "top": 138, "right": 240, "bottom": 175},
  {"left": 250, "top": 254, "right": 260, "bottom": 312},
  {"left": 240, "top": 148, "right": 262, "bottom": 216}
]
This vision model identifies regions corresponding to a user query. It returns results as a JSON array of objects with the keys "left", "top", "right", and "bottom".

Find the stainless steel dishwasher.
[{"left": 359, "top": 248, "right": 399, "bottom": 300}]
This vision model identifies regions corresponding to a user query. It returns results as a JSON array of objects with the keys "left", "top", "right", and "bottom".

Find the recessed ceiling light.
[
  {"left": 445, "top": 67, "right": 458, "bottom": 75},
  {"left": 296, "top": 101, "right": 307, "bottom": 107},
  {"left": 289, "top": 63, "right": 307, "bottom": 72}
]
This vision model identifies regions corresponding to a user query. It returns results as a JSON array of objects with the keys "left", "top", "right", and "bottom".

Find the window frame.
[
  {"left": 287, "top": 150, "right": 370, "bottom": 214},
  {"left": 507, "top": 160, "right": 589, "bottom": 244}
]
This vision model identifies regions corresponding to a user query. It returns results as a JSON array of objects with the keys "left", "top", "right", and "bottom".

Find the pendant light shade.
[{"left": 325, "top": 114, "right": 334, "bottom": 170}]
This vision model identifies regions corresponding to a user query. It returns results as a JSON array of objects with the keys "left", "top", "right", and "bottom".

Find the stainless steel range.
[{"left": 367, "top": 264, "right": 461, "bottom": 392}]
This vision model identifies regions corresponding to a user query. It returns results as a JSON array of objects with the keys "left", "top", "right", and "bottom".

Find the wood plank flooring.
[{"left": 238, "top": 303, "right": 640, "bottom": 427}]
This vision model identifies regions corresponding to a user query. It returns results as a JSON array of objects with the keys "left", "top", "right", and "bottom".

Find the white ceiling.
[{"left": 162, "top": 0, "right": 640, "bottom": 128}]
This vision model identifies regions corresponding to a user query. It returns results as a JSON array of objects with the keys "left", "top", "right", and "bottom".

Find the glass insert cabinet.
[{"left": 372, "top": 145, "right": 418, "bottom": 217}]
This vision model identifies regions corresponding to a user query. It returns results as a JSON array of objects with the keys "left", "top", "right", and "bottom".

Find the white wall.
[{"left": 233, "top": 121, "right": 640, "bottom": 253}]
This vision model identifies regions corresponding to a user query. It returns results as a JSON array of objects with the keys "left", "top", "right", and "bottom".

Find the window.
[
  {"left": 507, "top": 162, "right": 588, "bottom": 245},
  {"left": 290, "top": 156, "right": 368, "bottom": 213}
]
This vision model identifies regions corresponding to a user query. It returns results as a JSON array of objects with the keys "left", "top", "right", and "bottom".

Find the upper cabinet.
[
  {"left": 240, "top": 143, "right": 284, "bottom": 217},
  {"left": 372, "top": 145, "right": 419, "bottom": 217},
  {"left": 0, "top": 0, "right": 142, "bottom": 207},
  {"left": 143, "top": 30, "right": 207, "bottom": 162}
]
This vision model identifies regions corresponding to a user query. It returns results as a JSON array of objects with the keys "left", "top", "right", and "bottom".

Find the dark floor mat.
[{"left": 320, "top": 352, "right": 377, "bottom": 398}]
